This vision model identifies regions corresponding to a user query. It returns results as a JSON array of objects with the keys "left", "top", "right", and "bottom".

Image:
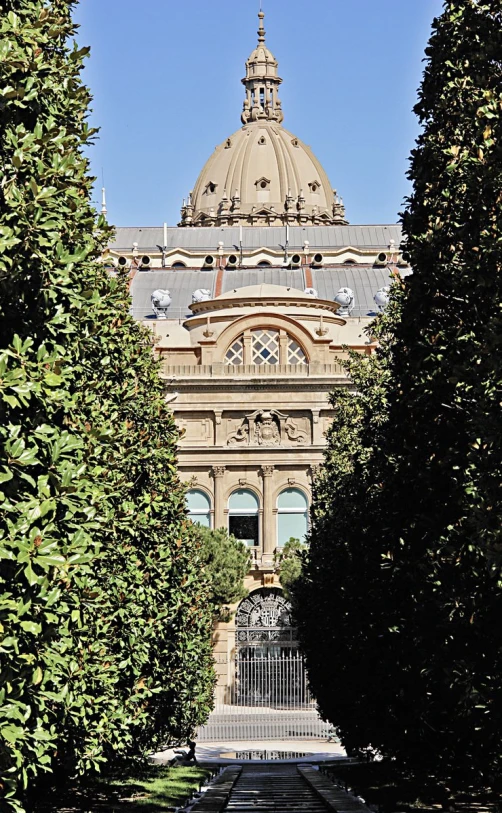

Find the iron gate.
[{"left": 197, "top": 589, "right": 330, "bottom": 741}]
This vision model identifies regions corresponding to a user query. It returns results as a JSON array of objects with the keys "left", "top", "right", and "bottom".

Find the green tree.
[
  {"left": 274, "top": 538, "right": 307, "bottom": 601},
  {"left": 296, "top": 0, "right": 502, "bottom": 785},
  {"left": 195, "top": 526, "right": 250, "bottom": 617},
  {"left": 0, "top": 3, "right": 214, "bottom": 810}
]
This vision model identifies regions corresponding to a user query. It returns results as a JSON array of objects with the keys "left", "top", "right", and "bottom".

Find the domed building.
[
  {"left": 105, "top": 10, "right": 407, "bottom": 742},
  {"left": 179, "top": 12, "right": 347, "bottom": 228}
]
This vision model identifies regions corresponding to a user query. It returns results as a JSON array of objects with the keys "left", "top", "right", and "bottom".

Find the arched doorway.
[
  {"left": 234, "top": 588, "right": 311, "bottom": 708},
  {"left": 197, "top": 587, "right": 328, "bottom": 739}
]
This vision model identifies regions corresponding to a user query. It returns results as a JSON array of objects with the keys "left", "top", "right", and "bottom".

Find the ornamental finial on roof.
[{"left": 257, "top": 10, "right": 265, "bottom": 44}]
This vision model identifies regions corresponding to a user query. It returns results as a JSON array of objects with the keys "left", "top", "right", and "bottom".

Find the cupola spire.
[
  {"left": 257, "top": 10, "right": 265, "bottom": 43},
  {"left": 241, "top": 11, "right": 284, "bottom": 125}
]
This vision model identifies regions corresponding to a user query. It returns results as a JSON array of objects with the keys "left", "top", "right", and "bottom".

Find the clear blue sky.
[{"left": 75, "top": 0, "right": 444, "bottom": 227}]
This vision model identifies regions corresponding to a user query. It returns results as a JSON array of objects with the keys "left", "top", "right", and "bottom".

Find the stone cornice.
[{"left": 165, "top": 380, "right": 352, "bottom": 393}]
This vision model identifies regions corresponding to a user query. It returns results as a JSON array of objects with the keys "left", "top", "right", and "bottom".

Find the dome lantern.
[{"left": 241, "top": 11, "right": 284, "bottom": 125}]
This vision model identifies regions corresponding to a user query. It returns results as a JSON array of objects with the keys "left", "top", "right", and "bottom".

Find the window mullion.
[
  {"left": 278, "top": 330, "right": 288, "bottom": 365},
  {"left": 243, "top": 331, "right": 252, "bottom": 365}
]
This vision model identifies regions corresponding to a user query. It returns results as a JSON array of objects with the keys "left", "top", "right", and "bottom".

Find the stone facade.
[
  {"left": 106, "top": 10, "right": 404, "bottom": 702},
  {"left": 150, "top": 283, "right": 375, "bottom": 690}
]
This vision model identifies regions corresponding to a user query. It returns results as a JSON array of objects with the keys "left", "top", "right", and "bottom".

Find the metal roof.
[
  {"left": 131, "top": 270, "right": 216, "bottom": 320},
  {"left": 312, "top": 267, "right": 394, "bottom": 314},
  {"left": 111, "top": 224, "right": 403, "bottom": 252},
  {"left": 221, "top": 268, "right": 306, "bottom": 292},
  {"left": 130, "top": 265, "right": 396, "bottom": 321}
]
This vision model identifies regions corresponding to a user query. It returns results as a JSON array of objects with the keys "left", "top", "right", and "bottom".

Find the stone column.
[
  {"left": 260, "top": 465, "right": 275, "bottom": 556},
  {"left": 212, "top": 465, "right": 226, "bottom": 530}
]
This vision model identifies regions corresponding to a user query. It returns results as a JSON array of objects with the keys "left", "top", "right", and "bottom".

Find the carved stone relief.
[
  {"left": 227, "top": 409, "right": 308, "bottom": 447},
  {"left": 256, "top": 410, "right": 280, "bottom": 446}
]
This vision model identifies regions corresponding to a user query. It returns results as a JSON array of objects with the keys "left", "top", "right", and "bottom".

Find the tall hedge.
[
  {"left": 0, "top": 2, "right": 214, "bottom": 810},
  {"left": 296, "top": 0, "right": 502, "bottom": 784}
]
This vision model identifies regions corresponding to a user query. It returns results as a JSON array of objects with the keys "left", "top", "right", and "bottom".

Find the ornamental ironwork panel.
[{"left": 235, "top": 588, "right": 292, "bottom": 629}]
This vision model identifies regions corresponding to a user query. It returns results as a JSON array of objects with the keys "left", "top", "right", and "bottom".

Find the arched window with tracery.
[{"left": 225, "top": 329, "right": 307, "bottom": 366}]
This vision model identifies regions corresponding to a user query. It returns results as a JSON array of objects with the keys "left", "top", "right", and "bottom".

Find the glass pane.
[
  {"left": 251, "top": 330, "right": 279, "bottom": 365},
  {"left": 229, "top": 515, "right": 259, "bottom": 546},
  {"left": 186, "top": 489, "right": 211, "bottom": 511},
  {"left": 277, "top": 512, "right": 307, "bottom": 546},
  {"left": 225, "top": 337, "right": 243, "bottom": 366},
  {"left": 287, "top": 338, "right": 307, "bottom": 365},
  {"left": 277, "top": 488, "right": 308, "bottom": 510},
  {"left": 229, "top": 489, "right": 259, "bottom": 511},
  {"left": 188, "top": 512, "right": 211, "bottom": 528}
]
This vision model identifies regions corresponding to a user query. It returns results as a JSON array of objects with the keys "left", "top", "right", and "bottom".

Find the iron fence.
[{"left": 197, "top": 651, "right": 332, "bottom": 741}]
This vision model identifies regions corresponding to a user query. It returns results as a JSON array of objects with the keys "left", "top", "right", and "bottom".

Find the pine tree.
[
  {"left": 0, "top": 3, "right": 214, "bottom": 809},
  {"left": 195, "top": 526, "right": 250, "bottom": 616},
  {"left": 296, "top": 0, "right": 502, "bottom": 784}
]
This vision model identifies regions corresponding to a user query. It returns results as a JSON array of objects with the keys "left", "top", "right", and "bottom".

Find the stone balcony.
[{"left": 160, "top": 361, "right": 347, "bottom": 379}]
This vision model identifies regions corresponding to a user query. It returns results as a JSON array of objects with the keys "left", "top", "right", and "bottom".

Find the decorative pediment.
[
  {"left": 253, "top": 207, "right": 275, "bottom": 218},
  {"left": 193, "top": 212, "right": 214, "bottom": 225}
]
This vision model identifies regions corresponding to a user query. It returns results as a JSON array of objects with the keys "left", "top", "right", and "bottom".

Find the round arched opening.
[
  {"left": 234, "top": 588, "right": 311, "bottom": 707},
  {"left": 186, "top": 489, "right": 211, "bottom": 527},
  {"left": 228, "top": 489, "right": 260, "bottom": 547},
  {"left": 277, "top": 488, "right": 308, "bottom": 547}
]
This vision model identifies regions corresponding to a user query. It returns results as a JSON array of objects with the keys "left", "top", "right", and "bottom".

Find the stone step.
[
  {"left": 298, "top": 766, "right": 370, "bottom": 813},
  {"left": 224, "top": 765, "right": 331, "bottom": 812}
]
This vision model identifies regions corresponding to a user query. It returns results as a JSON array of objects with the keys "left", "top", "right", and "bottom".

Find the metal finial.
[{"left": 257, "top": 10, "right": 265, "bottom": 44}]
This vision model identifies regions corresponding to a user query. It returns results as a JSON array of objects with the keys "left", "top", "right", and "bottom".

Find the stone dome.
[{"left": 179, "top": 12, "right": 347, "bottom": 229}]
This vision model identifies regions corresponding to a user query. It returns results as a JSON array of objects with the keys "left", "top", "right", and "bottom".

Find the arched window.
[
  {"left": 228, "top": 489, "right": 260, "bottom": 547},
  {"left": 225, "top": 330, "right": 307, "bottom": 366},
  {"left": 171, "top": 261, "right": 187, "bottom": 268},
  {"left": 277, "top": 488, "right": 308, "bottom": 547},
  {"left": 257, "top": 260, "right": 272, "bottom": 266},
  {"left": 186, "top": 489, "right": 211, "bottom": 528}
]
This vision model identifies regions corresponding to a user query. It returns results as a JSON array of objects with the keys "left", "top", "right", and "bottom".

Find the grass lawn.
[
  {"left": 324, "top": 761, "right": 500, "bottom": 813},
  {"left": 31, "top": 764, "right": 212, "bottom": 812}
]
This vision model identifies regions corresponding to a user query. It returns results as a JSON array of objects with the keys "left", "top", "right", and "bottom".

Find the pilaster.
[
  {"left": 214, "top": 410, "right": 225, "bottom": 446},
  {"left": 260, "top": 465, "right": 275, "bottom": 555},
  {"left": 311, "top": 409, "right": 323, "bottom": 445},
  {"left": 212, "top": 465, "right": 226, "bottom": 529}
]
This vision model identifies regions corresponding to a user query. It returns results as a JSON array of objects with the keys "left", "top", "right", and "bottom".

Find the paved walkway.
[
  {"left": 225, "top": 765, "right": 328, "bottom": 813},
  {"left": 190, "top": 764, "right": 371, "bottom": 813}
]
